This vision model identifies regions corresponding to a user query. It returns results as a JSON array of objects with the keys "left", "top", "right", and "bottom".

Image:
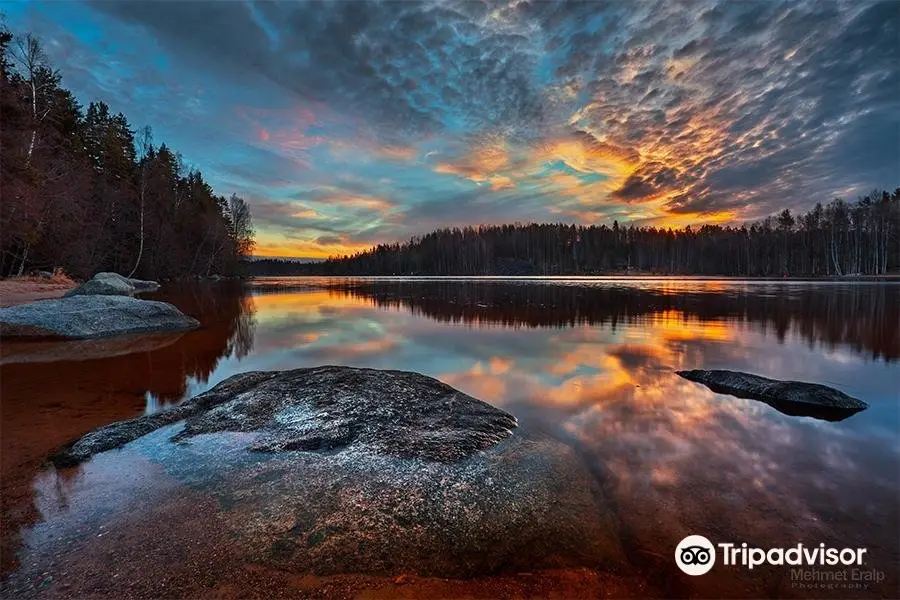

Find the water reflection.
[
  {"left": 236, "top": 279, "right": 899, "bottom": 597},
  {"left": 274, "top": 278, "right": 900, "bottom": 361},
  {"left": 1, "top": 278, "right": 898, "bottom": 598},
  {"left": 0, "top": 283, "right": 255, "bottom": 573}
]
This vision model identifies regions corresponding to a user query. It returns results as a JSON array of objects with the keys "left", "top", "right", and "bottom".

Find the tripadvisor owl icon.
[{"left": 676, "top": 535, "right": 716, "bottom": 575}]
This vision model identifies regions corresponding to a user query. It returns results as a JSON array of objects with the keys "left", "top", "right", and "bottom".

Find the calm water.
[{"left": 1, "top": 278, "right": 898, "bottom": 598}]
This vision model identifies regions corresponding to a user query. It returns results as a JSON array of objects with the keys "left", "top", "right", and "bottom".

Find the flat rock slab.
[
  {"left": 55, "top": 367, "right": 519, "bottom": 465},
  {"left": 51, "top": 366, "right": 627, "bottom": 577},
  {"left": 0, "top": 295, "right": 199, "bottom": 339},
  {"left": 677, "top": 369, "right": 868, "bottom": 421}
]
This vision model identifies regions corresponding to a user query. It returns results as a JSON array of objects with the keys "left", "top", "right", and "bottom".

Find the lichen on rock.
[{"left": 54, "top": 366, "right": 519, "bottom": 466}]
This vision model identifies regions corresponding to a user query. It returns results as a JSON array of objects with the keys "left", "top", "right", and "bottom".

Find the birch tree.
[
  {"left": 128, "top": 125, "right": 152, "bottom": 277},
  {"left": 11, "top": 33, "right": 56, "bottom": 165}
]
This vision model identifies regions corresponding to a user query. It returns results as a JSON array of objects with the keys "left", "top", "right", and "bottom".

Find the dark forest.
[
  {"left": 0, "top": 28, "right": 254, "bottom": 280},
  {"left": 253, "top": 191, "right": 900, "bottom": 277}
]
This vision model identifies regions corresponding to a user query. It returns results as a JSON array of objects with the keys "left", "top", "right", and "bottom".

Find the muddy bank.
[{"left": 0, "top": 278, "right": 74, "bottom": 307}]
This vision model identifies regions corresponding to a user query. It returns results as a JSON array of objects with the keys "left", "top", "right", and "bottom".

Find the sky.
[{"left": 3, "top": 1, "right": 899, "bottom": 259}]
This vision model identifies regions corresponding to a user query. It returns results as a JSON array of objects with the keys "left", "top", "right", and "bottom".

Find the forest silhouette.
[
  {"left": 1, "top": 28, "right": 254, "bottom": 280},
  {"left": 254, "top": 193, "right": 899, "bottom": 277}
]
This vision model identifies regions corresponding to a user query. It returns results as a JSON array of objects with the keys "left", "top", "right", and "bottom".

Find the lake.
[{"left": 1, "top": 278, "right": 898, "bottom": 598}]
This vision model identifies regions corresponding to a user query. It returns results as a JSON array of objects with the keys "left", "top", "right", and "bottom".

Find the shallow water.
[{"left": 1, "top": 278, "right": 898, "bottom": 598}]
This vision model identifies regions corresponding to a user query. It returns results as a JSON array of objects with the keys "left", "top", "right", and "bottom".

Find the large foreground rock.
[
  {"left": 0, "top": 295, "right": 199, "bottom": 339},
  {"left": 677, "top": 369, "right": 868, "bottom": 421},
  {"left": 65, "top": 272, "right": 160, "bottom": 297},
  {"left": 52, "top": 366, "right": 627, "bottom": 577}
]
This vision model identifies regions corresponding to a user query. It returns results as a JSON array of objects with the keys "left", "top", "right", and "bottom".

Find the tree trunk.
[
  {"left": 27, "top": 78, "right": 36, "bottom": 164},
  {"left": 127, "top": 184, "right": 145, "bottom": 278},
  {"left": 16, "top": 243, "right": 29, "bottom": 276}
]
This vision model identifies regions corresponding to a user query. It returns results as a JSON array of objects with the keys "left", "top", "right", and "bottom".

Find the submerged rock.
[
  {"left": 65, "top": 272, "right": 160, "bottom": 297},
  {"left": 677, "top": 369, "right": 868, "bottom": 421},
  {"left": 127, "top": 276, "right": 161, "bottom": 293},
  {"left": 0, "top": 295, "right": 199, "bottom": 339},
  {"left": 0, "top": 331, "right": 185, "bottom": 364},
  {"left": 52, "top": 366, "right": 627, "bottom": 577}
]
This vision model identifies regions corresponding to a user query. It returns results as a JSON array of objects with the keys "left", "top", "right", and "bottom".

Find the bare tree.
[
  {"left": 11, "top": 33, "right": 55, "bottom": 165},
  {"left": 229, "top": 194, "right": 255, "bottom": 258},
  {"left": 128, "top": 125, "right": 152, "bottom": 277}
]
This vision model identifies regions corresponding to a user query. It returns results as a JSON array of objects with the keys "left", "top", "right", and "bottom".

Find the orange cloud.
[
  {"left": 489, "top": 175, "right": 515, "bottom": 190},
  {"left": 295, "top": 332, "right": 323, "bottom": 343},
  {"left": 535, "top": 137, "right": 635, "bottom": 181},
  {"left": 435, "top": 131, "right": 644, "bottom": 204},
  {"left": 489, "top": 356, "right": 513, "bottom": 373},
  {"left": 324, "top": 195, "right": 395, "bottom": 213},
  {"left": 329, "top": 139, "right": 418, "bottom": 163},
  {"left": 433, "top": 140, "right": 511, "bottom": 187},
  {"left": 239, "top": 105, "right": 325, "bottom": 163},
  {"left": 290, "top": 208, "right": 321, "bottom": 220},
  {"left": 376, "top": 145, "right": 417, "bottom": 161}
]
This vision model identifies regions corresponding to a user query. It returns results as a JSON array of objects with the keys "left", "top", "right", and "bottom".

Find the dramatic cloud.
[{"left": 6, "top": 0, "right": 898, "bottom": 258}]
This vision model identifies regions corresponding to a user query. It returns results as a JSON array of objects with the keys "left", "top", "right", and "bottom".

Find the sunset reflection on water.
[{"left": 1, "top": 279, "right": 897, "bottom": 598}]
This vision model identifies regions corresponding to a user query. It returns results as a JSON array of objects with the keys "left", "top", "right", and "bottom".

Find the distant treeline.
[
  {"left": 252, "top": 191, "right": 900, "bottom": 277},
  {"left": 0, "top": 28, "right": 254, "bottom": 280}
]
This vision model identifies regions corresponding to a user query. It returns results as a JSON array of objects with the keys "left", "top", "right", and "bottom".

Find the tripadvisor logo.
[
  {"left": 675, "top": 535, "right": 869, "bottom": 577},
  {"left": 676, "top": 535, "right": 716, "bottom": 575}
]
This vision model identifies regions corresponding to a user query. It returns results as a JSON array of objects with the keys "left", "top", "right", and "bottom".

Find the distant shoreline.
[
  {"left": 3, "top": 274, "right": 895, "bottom": 310},
  {"left": 247, "top": 274, "right": 900, "bottom": 283}
]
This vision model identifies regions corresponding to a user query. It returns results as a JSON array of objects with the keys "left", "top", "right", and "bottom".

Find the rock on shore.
[
  {"left": 677, "top": 369, "right": 868, "bottom": 420},
  {"left": 65, "top": 272, "right": 160, "bottom": 297},
  {"left": 52, "top": 366, "right": 627, "bottom": 577},
  {"left": 0, "top": 295, "right": 199, "bottom": 339}
]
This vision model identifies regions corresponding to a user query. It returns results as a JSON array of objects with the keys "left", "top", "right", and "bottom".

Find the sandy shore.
[{"left": 0, "top": 277, "right": 76, "bottom": 307}]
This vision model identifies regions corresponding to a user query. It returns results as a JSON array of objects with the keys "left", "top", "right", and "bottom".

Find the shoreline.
[
  {"left": 247, "top": 274, "right": 900, "bottom": 282},
  {"left": 0, "top": 278, "right": 75, "bottom": 308},
  {"left": 2, "top": 274, "right": 894, "bottom": 308}
]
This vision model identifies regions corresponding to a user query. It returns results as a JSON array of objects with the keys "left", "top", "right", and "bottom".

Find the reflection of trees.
[
  {"left": 227, "top": 294, "right": 256, "bottom": 360},
  {"left": 142, "top": 282, "right": 257, "bottom": 398},
  {"left": 0, "top": 283, "right": 255, "bottom": 575},
  {"left": 315, "top": 280, "right": 899, "bottom": 361}
]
